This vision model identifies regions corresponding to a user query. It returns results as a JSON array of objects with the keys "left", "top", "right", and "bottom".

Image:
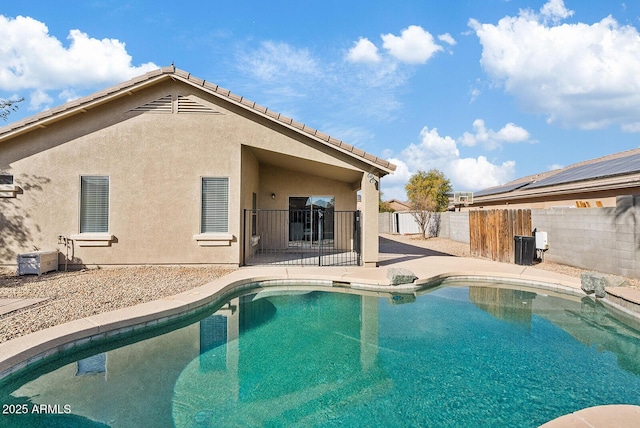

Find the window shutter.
[
  {"left": 80, "top": 176, "right": 109, "bottom": 233},
  {"left": 201, "top": 177, "right": 229, "bottom": 233}
]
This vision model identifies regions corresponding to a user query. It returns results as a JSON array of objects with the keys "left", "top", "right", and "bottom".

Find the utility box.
[
  {"left": 17, "top": 250, "right": 59, "bottom": 276},
  {"left": 535, "top": 231, "right": 549, "bottom": 250},
  {"left": 514, "top": 236, "right": 535, "bottom": 266}
]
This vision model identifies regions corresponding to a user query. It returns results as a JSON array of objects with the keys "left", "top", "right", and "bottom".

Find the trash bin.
[{"left": 514, "top": 235, "right": 535, "bottom": 266}]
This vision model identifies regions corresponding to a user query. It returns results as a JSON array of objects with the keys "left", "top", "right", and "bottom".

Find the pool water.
[{"left": 2, "top": 284, "right": 640, "bottom": 427}]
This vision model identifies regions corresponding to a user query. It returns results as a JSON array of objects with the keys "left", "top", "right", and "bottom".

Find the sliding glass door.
[{"left": 288, "top": 196, "right": 334, "bottom": 244}]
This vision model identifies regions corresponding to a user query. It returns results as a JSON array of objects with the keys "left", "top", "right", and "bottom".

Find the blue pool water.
[{"left": 2, "top": 283, "right": 640, "bottom": 427}]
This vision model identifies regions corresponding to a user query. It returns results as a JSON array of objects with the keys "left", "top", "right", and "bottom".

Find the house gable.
[{"left": 0, "top": 66, "right": 395, "bottom": 177}]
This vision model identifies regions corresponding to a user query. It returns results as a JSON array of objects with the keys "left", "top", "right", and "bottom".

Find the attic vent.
[
  {"left": 130, "top": 95, "right": 173, "bottom": 113},
  {"left": 177, "top": 96, "right": 220, "bottom": 114},
  {"left": 0, "top": 174, "right": 13, "bottom": 185}
]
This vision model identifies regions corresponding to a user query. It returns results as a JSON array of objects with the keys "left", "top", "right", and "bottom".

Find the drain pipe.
[{"left": 57, "top": 235, "right": 70, "bottom": 271}]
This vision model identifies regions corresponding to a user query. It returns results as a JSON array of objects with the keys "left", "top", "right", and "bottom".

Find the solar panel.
[
  {"left": 474, "top": 181, "right": 531, "bottom": 197},
  {"left": 527, "top": 152, "right": 640, "bottom": 189}
]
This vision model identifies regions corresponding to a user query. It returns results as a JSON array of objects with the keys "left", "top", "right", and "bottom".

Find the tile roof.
[{"left": 0, "top": 66, "right": 396, "bottom": 174}]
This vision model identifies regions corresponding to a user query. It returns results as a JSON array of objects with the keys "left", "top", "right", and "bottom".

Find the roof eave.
[{"left": 472, "top": 176, "right": 640, "bottom": 204}]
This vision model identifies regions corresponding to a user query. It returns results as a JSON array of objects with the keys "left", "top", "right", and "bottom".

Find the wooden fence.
[{"left": 469, "top": 209, "right": 532, "bottom": 263}]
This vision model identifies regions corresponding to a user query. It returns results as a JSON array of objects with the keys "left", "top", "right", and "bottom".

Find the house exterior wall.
[
  {"left": 361, "top": 173, "right": 379, "bottom": 267},
  {"left": 240, "top": 146, "right": 260, "bottom": 260},
  {"left": 1, "top": 81, "right": 243, "bottom": 267},
  {"left": 1, "top": 78, "right": 382, "bottom": 268}
]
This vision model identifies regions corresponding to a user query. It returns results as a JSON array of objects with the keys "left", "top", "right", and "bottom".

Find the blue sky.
[{"left": 1, "top": 0, "right": 640, "bottom": 200}]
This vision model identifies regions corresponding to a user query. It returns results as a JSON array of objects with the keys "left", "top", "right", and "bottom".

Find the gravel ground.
[
  {"left": 1, "top": 235, "right": 638, "bottom": 343},
  {"left": 0, "top": 266, "right": 233, "bottom": 343}
]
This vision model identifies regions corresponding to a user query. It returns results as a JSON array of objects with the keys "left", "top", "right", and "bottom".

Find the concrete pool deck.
[
  {"left": 0, "top": 298, "right": 49, "bottom": 316},
  {"left": 1, "top": 237, "right": 640, "bottom": 427}
]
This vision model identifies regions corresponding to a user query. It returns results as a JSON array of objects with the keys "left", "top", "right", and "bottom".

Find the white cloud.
[
  {"left": 0, "top": 15, "right": 157, "bottom": 94},
  {"left": 437, "top": 33, "right": 457, "bottom": 46},
  {"left": 459, "top": 119, "right": 531, "bottom": 150},
  {"left": 381, "top": 157, "right": 412, "bottom": 199},
  {"left": 540, "top": 0, "right": 574, "bottom": 23},
  {"left": 548, "top": 163, "right": 564, "bottom": 170},
  {"left": 234, "top": 38, "right": 411, "bottom": 124},
  {"left": 381, "top": 25, "right": 443, "bottom": 64},
  {"left": 449, "top": 156, "right": 516, "bottom": 190},
  {"left": 240, "top": 41, "right": 320, "bottom": 83},
  {"left": 346, "top": 38, "right": 381, "bottom": 64},
  {"left": 382, "top": 125, "right": 517, "bottom": 200},
  {"left": 470, "top": 0, "right": 640, "bottom": 131},
  {"left": 27, "top": 89, "right": 53, "bottom": 111}
]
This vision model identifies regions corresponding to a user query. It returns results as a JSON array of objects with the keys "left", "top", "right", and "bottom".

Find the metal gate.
[{"left": 243, "top": 209, "right": 361, "bottom": 266}]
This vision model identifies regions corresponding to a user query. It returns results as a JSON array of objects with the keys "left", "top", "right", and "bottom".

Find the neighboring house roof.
[
  {"left": 474, "top": 148, "right": 640, "bottom": 203},
  {"left": 0, "top": 65, "right": 396, "bottom": 175},
  {"left": 387, "top": 199, "right": 411, "bottom": 211}
]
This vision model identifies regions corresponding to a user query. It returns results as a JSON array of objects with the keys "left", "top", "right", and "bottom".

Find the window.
[
  {"left": 80, "top": 176, "right": 109, "bottom": 233},
  {"left": 0, "top": 174, "right": 17, "bottom": 198},
  {"left": 201, "top": 177, "right": 229, "bottom": 233}
]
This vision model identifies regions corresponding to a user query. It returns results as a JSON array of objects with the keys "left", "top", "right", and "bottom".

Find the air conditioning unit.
[{"left": 17, "top": 250, "right": 59, "bottom": 276}]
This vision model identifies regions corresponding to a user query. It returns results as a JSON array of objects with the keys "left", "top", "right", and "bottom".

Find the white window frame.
[
  {"left": 194, "top": 176, "right": 233, "bottom": 246},
  {"left": 71, "top": 175, "right": 114, "bottom": 247},
  {"left": 0, "top": 174, "right": 18, "bottom": 198}
]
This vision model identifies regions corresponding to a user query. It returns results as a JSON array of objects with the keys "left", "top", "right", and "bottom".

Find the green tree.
[
  {"left": 405, "top": 169, "right": 452, "bottom": 237},
  {"left": 405, "top": 169, "right": 452, "bottom": 212},
  {"left": 379, "top": 192, "right": 394, "bottom": 213},
  {"left": 1, "top": 97, "right": 25, "bottom": 121}
]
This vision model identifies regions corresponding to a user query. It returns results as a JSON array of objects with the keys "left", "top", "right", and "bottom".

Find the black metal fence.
[{"left": 243, "top": 209, "right": 361, "bottom": 266}]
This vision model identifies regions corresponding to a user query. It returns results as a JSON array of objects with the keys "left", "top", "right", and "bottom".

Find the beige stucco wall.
[
  {"left": 240, "top": 146, "right": 260, "bottom": 260},
  {"left": 1, "top": 78, "right": 383, "bottom": 267},
  {"left": 360, "top": 172, "right": 379, "bottom": 267}
]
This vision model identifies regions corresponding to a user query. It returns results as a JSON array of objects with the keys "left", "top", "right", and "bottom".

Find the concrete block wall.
[
  {"left": 379, "top": 212, "right": 394, "bottom": 234},
  {"left": 532, "top": 195, "right": 640, "bottom": 279},
  {"left": 532, "top": 208, "right": 617, "bottom": 272},
  {"left": 437, "top": 212, "right": 470, "bottom": 243},
  {"left": 449, "top": 212, "right": 470, "bottom": 244},
  {"left": 615, "top": 195, "right": 640, "bottom": 279},
  {"left": 439, "top": 212, "right": 450, "bottom": 238}
]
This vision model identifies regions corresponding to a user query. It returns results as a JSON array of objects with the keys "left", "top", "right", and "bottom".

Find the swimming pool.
[{"left": 2, "top": 282, "right": 640, "bottom": 427}]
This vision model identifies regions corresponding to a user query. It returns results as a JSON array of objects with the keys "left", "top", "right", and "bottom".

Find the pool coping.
[{"left": 1, "top": 261, "right": 640, "bottom": 427}]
